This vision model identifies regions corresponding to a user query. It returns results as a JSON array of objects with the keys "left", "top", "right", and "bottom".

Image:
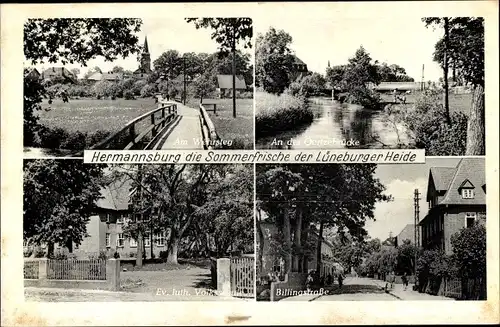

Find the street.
[{"left": 280, "top": 277, "right": 455, "bottom": 301}]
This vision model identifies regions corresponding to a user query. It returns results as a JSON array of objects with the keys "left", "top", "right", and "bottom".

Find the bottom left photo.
[{"left": 23, "top": 160, "right": 255, "bottom": 301}]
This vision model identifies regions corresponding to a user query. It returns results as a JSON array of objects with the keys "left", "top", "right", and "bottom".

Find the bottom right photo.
[{"left": 256, "top": 157, "right": 486, "bottom": 302}]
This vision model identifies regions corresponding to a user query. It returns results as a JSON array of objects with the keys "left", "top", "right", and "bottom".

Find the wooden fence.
[
  {"left": 89, "top": 102, "right": 178, "bottom": 150},
  {"left": 441, "top": 277, "right": 486, "bottom": 300},
  {"left": 47, "top": 259, "right": 106, "bottom": 280},
  {"left": 198, "top": 104, "right": 219, "bottom": 150}
]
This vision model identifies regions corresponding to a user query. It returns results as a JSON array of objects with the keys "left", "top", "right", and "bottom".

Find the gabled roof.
[
  {"left": 96, "top": 179, "right": 133, "bottom": 211},
  {"left": 458, "top": 179, "right": 475, "bottom": 189},
  {"left": 396, "top": 224, "right": 414, "bottom": 238},
  {"left": 439, "top": 158, "right": 485, "bottom": 206},
  {"left": 41, "top": 67, "right": 77, "bottom": 83},
  {"left": 216, "top": 74, "right": 246, "bottom": 89},
  {"left": 292, "top": 55, "right": 306, "bottom": 66},
  {"left": 426, "top": 166, "right": 456, "bottom": 201},
  {"left": 86, "top": 72, "right": 122, "bottom": 81}
]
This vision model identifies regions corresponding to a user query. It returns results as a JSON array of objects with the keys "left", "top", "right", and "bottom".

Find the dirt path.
[{"left": 157, "top": 102, "right": 203, "bottom": 149}]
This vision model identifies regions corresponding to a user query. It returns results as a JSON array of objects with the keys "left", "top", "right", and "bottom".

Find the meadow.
[
  {"left": 186, "top": 98, "right": 254, "bottom": 149},
  {"left": 255, "top": 91, "right": 312, "bottom": 139},
  {"left": 38, "top": 98, "right": 157, "bottom": 133},
  {"left": 379, "top": 91, "right": 473, "bottom": 115}
]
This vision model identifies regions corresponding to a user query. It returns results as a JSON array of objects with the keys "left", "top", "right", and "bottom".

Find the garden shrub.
[
  {"left": 113, "top": 251, "right": 121, "bottom": 259},
  {"left": 33, "top": 248, "right": 45, "bottom": 258},
  {"left": 129, "top": 252, "right": 136, "bottom": 258},
  {"left": 38, "top": 127, "right": 69, "bottom": 149},
  {"left": 86, "top": 130, "right": 112, "bottom": 148},
  {"left": 345, "top": 86, "right": 382, "bottom": 110},
  {"left": 399, "top": 90, "right": 468, "bottom": 155},
  {"left": 123, "top": 90, "right": 135, "bottom": 100},
  {"left": 159, "top": 250, "right": 169, "bottom": 260},
  {"left": 23, "top": 248, "right": 33, "bottom": 258},
  {"left": 98, "top": 250, "right": 107, "bottom": 260},
  {"left": 60, "top": 131, "right": 87, "bottom": 150},
  {"left": 54, "top": 251, "right": 68, "bottom": 260}
]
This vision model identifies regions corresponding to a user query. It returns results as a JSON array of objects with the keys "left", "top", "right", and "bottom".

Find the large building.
[
  {"left": 216, "top": 74, "right": 247, "bottom": 98},
  {"left": 133, "top": 36, "right": 152, "bottom": 79},
  {"left": 289, "top": 55, "right": 309, "bottom": 81},
  {"left": 41, "top": 67, "right": 77, "bottom": 84},
  {"left": 419, "top": 158, "right": 486, "bottom": 254}
]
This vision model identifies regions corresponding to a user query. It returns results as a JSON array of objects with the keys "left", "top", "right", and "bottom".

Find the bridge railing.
[
  {"left": 198, "top": 103, "right": 219, "bottom": 150},
  {"left": 90, "top": 102, "right": 178, "bottom": 150}
]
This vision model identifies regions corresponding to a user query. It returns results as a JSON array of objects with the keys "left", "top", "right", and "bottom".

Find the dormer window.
[
  {"left": 462, "top": 188, "right": 474, "bottom": 199},
  {"left": 459, "top": 179, "right": 475, "bottom": 199}
]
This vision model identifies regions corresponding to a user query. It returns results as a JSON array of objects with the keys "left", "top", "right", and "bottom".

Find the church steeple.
[
  {"left": 328, "top": 60, "right": 331, "bottom": 68},
  {"left": 143, "top": 36, "right": 149, "bottom": 54}
]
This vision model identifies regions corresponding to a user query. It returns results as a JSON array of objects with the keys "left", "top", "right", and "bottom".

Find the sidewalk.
[{"left": 370, "top": 279, "right": 455, "bottom": 301}]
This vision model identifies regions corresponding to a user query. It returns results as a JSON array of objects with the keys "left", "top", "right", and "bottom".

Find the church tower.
[{"left": 139, "top": 36, "right": 151, "bottom": 73}]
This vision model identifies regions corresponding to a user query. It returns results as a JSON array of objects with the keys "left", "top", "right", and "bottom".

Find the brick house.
[
  {"left": 258, "top": 220, "right": 340, "bottom": 279},
  {"left": 289, "top": 55, "right": 309, "bottom": 81},
  {"left": 41, "top": 67, "right": 77, "bottom": 84},
  {"left": 419, "top": 158, "right": 486, "bottom": 254},
  {"left": 31, "top": 179, "right": 167, "bottom": 259}
]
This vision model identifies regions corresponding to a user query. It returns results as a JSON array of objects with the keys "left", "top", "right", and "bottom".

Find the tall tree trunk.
[
  {"left": 136, "top": 230, "right": 143, "bottom": 267},
  {"left": 167, "top": 235, "right": 179, "bottom": 264},
  {"left": 47, "top": 242, "right": 54, "bottom": 258},
  {"left": 232, "top": 25, "right": 237, "bottom": 118},
  {"left": 65, "top": 239, "right": 73, "bottom": 253},
  {"left": 292, "top": 207, "right": 302, "bottom": 272},
  {"left": 315, "top": 220, "right": 324, "bottom": 281},
  {"left": 301, "top": 220, "right": 309, "bottom": 273},
  {"left": 256, "top": 210, "right": 264, "bottom": 276},
  {"left": 443, "top": 17, "right": 451, "bottom": 125},
  {"left": 283, "top": 209, "right": 292, "bottom": 274},
  {"left": 466, "top": 84, "right": 485, "bottom": 155}
]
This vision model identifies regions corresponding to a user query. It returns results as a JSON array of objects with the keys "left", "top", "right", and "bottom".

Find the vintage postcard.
[{"left": 1, "top": 1, "right": 499, "bottom": 326}]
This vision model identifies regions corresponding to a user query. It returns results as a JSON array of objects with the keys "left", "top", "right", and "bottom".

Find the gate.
[
  {"left": 230, "top": 256, "right": 254, "bottom": 298},
  {"left": 443, "top": 278, "right": 462, "bottom": 298}
]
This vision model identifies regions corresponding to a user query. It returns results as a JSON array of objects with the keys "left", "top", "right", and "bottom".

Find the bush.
[
  {"left": 140, "top": 84, "right": 157, "bottom": 98},
  {"left": 451, "top": 224, "right": 486, "bottom": 279},
  {"left": 86, "top": 130, "right": 112, "bottom": 148},
  {"left": 159, "top": 250, "right": 168, "bottom": 260},
  {"left": 24, "top": 248, "right": 33, "bottom": 258},
  {"left": 113, "top": 251, "right": 121, "bottom": 259},
  {"left": 38, "top": 127, "right": 69, "bottom": 149},
  {"left": 33, "top": 248, "right": 45, "bottom": 258},
  {"left": 60, "top": 131, "right": 87, "bottom": 150},
  {"left": 98, "top": 250, "right": 107, "bottom": 260},
  {"left": 129, "top": 251, "right": 136, "bottom": 258},
  {"left": 123, "top": 90, "right": 135, "bottom": 100},
  {"left": 345, "top": 86, "right": 382, "bottom": 109},
  {"left": 54, "top": 251, "right": 68, "bottom": 260},
  {"left": 255, "top": 91, "right": 313, "bottom": 139},
  {"left": 399, "top": 90, "right": 468, "bottom": 155}
]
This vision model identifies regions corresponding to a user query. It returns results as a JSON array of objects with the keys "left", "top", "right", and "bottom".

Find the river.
[{"left": 255, "top": 97, "right": 411, "bottom": 149}]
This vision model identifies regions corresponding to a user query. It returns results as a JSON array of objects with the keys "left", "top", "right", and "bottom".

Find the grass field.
[
  {"left": 38, "top": 98, "right": 157, "bottom": 134},
  {"left": 187, "top": 98, "right": 254, "bottom": 149},
  {"left": 379, "top": 91, "right": 472, "bottom": 115}
]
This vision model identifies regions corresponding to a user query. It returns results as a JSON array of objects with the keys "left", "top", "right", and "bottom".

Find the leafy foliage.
[
  {"left": 24, "top": 18, "right": 143, "bottom": 66},
  {"left": 23, "top": 160, "right": 106, "bottom": 256},
  {"left": 451, "top": 224, "right": 486, "bottom": 279},
  {"left": 255, "top": 27, "right": 295, "bottom": 94}
]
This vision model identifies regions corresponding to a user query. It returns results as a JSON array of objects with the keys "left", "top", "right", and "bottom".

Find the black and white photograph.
[
  {"left": 23, "top": 17, "right": 254, "bottom": 158},
  {"left": 255, "top": 17, "right": 485, "bottom": 155},
  {"left": 23, "top": 160, "right": 254, "bottom": 301},
  {"left": 256, "top": 157, "right": 486, "bottom": 301}
]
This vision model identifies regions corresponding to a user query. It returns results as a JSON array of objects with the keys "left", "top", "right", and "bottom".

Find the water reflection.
[{"left": 256, "top": 97, "right": 411, "bottom": 149}]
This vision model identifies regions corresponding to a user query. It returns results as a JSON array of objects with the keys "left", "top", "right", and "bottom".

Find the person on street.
[
  {"left": 306, "top": 272, "right": 314, "bottom": 292},
  {"left": 326, "top": 273, "right": 332, "bottom": 286},
  {"left": 402, "top": 272, "right": 409, "bottom": 291},
  {"left": 337, "top": 272, "right": 344, "bottom": 289}
]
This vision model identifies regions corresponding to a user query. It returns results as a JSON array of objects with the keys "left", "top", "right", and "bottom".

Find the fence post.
[
  {"left": 214, "top": 104, "right": 217, "bottom": 115},
  {"left": 129, "top": 125, "right": 135, "bottom": 147},
  {"left": 106, "top": 259, "right": 120, "bottom": 291},
  {"left": 151, "top": 113, "right": 157, "bottom": 138},
  {"left": 162, "top": 107, "right": 166, "bottom": 128},
  {"left": 39, "top": 258, "right": 48, "bottom": 280},
  {"left": 217, "top": 258, "right": 231, "bottom": 297}
]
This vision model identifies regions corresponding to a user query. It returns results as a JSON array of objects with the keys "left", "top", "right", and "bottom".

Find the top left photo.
[{"left": 23, "top": 17, "right": 254, "bottom": 158}]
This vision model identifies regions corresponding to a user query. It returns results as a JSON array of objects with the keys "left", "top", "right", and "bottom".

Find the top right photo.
[{"left": 255, "top": 16, "right": 485, "bottom": 156}]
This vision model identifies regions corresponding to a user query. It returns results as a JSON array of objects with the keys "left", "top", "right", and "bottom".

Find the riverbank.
[{"left": 255, "top": 91, "right": 313, "bottom": 139}]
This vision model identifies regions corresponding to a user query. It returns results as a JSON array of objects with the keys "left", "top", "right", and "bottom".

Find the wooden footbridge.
[{"left": 87, "top": 97, "right": 220, "bottom": 151}]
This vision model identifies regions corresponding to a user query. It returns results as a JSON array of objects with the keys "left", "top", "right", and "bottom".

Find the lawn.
[
  {"left": 186, "top": 97, "right": 254, "bottom": 149},
  {"left": 379, "top": 91, "right": 472, "bottom": 115},
  {"left": 37, "top": 98, "right": 157, "bottom": 134}
]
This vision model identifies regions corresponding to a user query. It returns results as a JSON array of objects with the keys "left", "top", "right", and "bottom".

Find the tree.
[
  {"left": 187, "top": 18, "right": 253, "bottom": 118},
  {"left": 396, "top": 239, "right": 419, "bottom": 274},
  {"left": 325, "top": 65, "right": 347, "bottom": 91},
  {"left": 112, "top": 66, "right": 125, "bottom": 74},
  {"left": 287, "top": 72, "right": 326, "bottom": 97},
  {"left": 192, "top": 72, "right": 216, "bottom": 103},
  {"left": 343, "top": 46, "right": 380, "bottom": 89},
  {"left": 424, "top": 17, "right": 484, "bottom": 154},
  {"left": 451, "top": 224, "right": 486, "bottom": 280},
  {"left": 24, "top": 18, "right": 142, "bottom": 66},
  {"left": 23, "top": 160, "right": 105, "bottom": 257},
  {"left": 83, "top": 66, "right": 103, "bottom": 79},
  {"left": 154, "top": 50, "right": 182, "bottom": 98},
  {"left": 255, "top": 27, "right": 295, "bottom": 94},
  {"left": 70, "top": 68, "right": 80, "bottom": 79}
]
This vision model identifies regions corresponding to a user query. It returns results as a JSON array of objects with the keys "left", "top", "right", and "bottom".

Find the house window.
[
  {"left": 465, "top": 213, "right": 477, "bottom": 228},
  {"left": 105, "top": 233, "right": 111, "bottom": 247},
  {"left": 462, "top": 189, "right": 474, "bottom": 199},
  {"left": 129, "top": 238, "right": 137, "bottom": 248},
  {"left": 117, "top": 214, "right": 125, "bottom": 224},
  {"left": 116, "top": 234, "right": 124, "bottom": 247},
  {"left": 144, "top": 234, "right": 151, "bottom": 247},
  {"left": 106, "top": 213, "right": 111, "bottom": 223},
  {"left": 154, "top": 233, "right": 165, "bottom": 247}
]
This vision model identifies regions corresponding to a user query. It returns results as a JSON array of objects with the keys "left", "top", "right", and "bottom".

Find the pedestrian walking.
[
  {"left": 402, "top": 272, "right": 409, "bottom": 291},
  {"left": 337, "top": 272, "right": 344, "bottom": 289},
  {"left": 326, "top": 273, "right": 332, "bottom": 286},
  {"left": 306, "top": 272, "right": 314, "bottom": 292}
]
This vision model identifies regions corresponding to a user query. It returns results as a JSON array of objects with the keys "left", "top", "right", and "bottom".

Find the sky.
[
  {"left": 255, "top": 15, "right": 444, "bottom": 82},
  {"left": 26, "top": 17, "right": 253, "bottom": 78},
  {"left": 365, "top": 158, "right": 461, "bottom": 241}
]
